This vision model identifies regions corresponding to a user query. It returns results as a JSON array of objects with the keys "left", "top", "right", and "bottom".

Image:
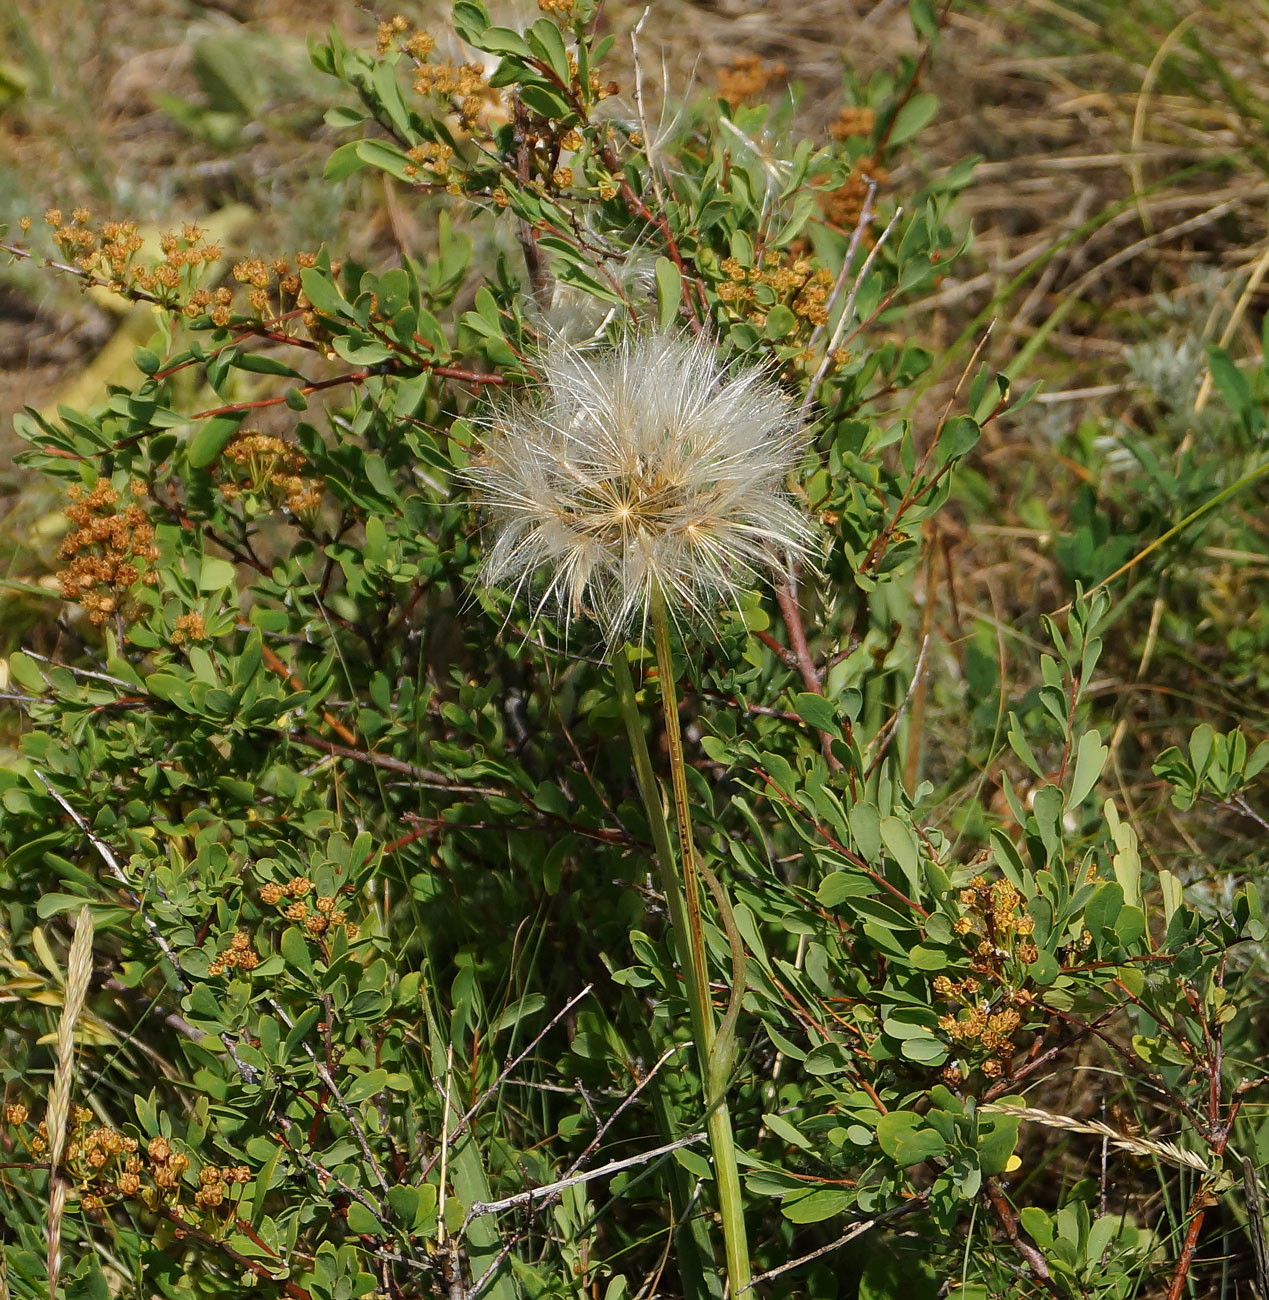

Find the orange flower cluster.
[
  {"left": 3, "top": 1103, "right": 244, "bottom": 1222},
  {"left": 56, "top": 481, "right": 160, "bottom": 626},
  {"left": 716, "top": 54, "right": 787, "bottom": 109},
  {"left": 821, "top": 156, "right": 890, "bottom": 229},
  {"left": 219, "top": 431, "right": 322, "bottom": 517},
  {"left": 405, "top": 140, "right": 461, "bottom": 193},
  {"left": 412, "top": 56, "right": 487, "bottom": 129},
  {"left": 714, "top": 251, "right": 840, "bottom": 355},
  {"left": 194, "top": 1160, "right": 252, "bottom": 1211},
  {"left": 378, "top": 16, "right": 497, "bottom": 128},
  {"left": 957, "top": 875, "right": 1040, "bottom": 972},
  {"left": 936, "top": 997, "right": 1023, "bottom": 1051},
  {"left": 229, "top": 254, "right": 309, "bottom": 320},
  {"left": 412, "top": 59, "right": 485, "bottom": 101},
  {"left": 30, "top": 208, "right": 330, "bottom": 333},
  {"left": 830, "top": 106, "right": 876, "bottom": 141},
  {"left": 171, "top": 611, "right": 207, "bottom": 646},
  {"left": 207, "top": 929, "right": 260, "bottom": 977},
  {"left": 260, "top": 876, "right": 357, "bottom": 943},
  {"left": 70, "top": 1120, "right": 149, "bottom": 1208},
  {"left": 44, "top": 210, "right": 224, "bottom": 305},
  {"left": 377, "top": 15, "right": 432, "bottom": 56},
  {"left": 377, "top": 15, "right": 444, "bottom": 60},
  {"left": 933, "top": 874, "right": 1049, "bottom": 1083},
  {"left": 585, "top": 69, "right": 618, "bottom": 102}
]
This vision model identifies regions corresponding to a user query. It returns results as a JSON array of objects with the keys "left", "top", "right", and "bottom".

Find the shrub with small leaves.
[{"left": 1, "top": 5, "right": 1265, "bottom": 1300}]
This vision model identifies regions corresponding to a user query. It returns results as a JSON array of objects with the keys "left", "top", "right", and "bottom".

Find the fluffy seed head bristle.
[{"left": 467, "top": 332, "right": 811, "bottom": 641}]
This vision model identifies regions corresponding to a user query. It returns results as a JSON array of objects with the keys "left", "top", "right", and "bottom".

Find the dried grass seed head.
[{"left": 468, "top": 331, "right": 811, "bottom": 641}]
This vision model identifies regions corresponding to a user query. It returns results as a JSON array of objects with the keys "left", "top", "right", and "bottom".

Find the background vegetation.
[{"left": 2, "top": 2, "right": 1269, "bottom": 1298}]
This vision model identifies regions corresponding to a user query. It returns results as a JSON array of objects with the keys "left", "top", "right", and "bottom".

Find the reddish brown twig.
[
  {"left": 756, "top": 629, "right": 798, "bottom": 669},
  {"left": 188, "top": 359, "right": 505, "bottom": 424},
  {"left": 983, "top": 1178, "right": 1064, "bottom": 1297},
  {"left": 258, "top": 642, "right": 358, "bottom": 747},
  {"left": 758, "top": 770, "right": 928, "bottom": 919},
  {"left": 150, "top": 313, "right": 317, "bottom": 381},
  {"left": 513, "top": 94, "right": 549, "bottom": 304},
  {"left": 1164, "top": 965, "right": 1245, "bottom": 1300},
  {"left": 155, "top": 1206, "right": 311, "bottom": 1300},
  {"left": 773, "top": 579, "right": 846, "bottom": 776},
  {"left": 872, "top": 0, "right": 955, "bottom": 159}
]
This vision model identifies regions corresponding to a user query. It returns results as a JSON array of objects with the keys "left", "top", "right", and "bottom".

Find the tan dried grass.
[
  {"left": 982, "top": 1100, "right": 1224, "bottom": 1179},
  {"left": 45, "top": 905, "right": 94, "bottom": 1300}
]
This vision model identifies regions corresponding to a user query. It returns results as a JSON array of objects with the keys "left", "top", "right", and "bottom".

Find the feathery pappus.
[{"left": 466, "top": 331, "right": 812, "bottom": 641}]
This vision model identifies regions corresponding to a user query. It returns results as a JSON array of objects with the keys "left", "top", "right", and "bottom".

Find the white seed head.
[
  {"left": 467, "top": 331, "right": 811, "bottom": 641},
  {"left": 535, "top": 253, "right": 657, "bottom": 346}
]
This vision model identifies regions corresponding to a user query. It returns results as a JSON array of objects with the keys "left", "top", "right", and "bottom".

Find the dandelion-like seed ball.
[{"left": 467, "top": 332, "right": 811, "bottom": 641}]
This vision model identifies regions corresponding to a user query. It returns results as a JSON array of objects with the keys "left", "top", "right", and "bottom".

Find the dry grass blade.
[
  {"left": 46, "top": 904, "right": 94, "bottom": 1300},
  {"left": 1129, "top": 12, "right": 1203, "bottom": 237},
  {"left": 1244, "top": 1155, "right": 1269, "bottom": 1298},
  {"left": 982, "top": 1102, "right": 1219, "bottom": 1178}
]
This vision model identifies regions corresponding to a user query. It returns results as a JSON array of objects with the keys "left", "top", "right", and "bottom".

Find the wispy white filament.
[{"left": 468, "top": 331, "right": 811, "bottom": 641}]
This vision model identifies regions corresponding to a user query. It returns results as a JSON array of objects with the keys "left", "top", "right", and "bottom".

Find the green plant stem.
[
  {"left": 649, "top": 597, "right": 718, "bottom": 1078},
  {"left": 612, "top": 651, "right": 721, "bottom": 1300},
  {"left": 612, "top": 589, "right": 753, "bottom": 1298},
  {"left": 612, "top": 649, "right": 707, "bottom": 1052}
]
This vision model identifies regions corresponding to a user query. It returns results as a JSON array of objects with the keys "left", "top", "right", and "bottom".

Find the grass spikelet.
[
  {"left": 46, "top": 905, "right": 94, "bottom": 1300},
  {"left": 981, "top": 1102, "right": 1219, "bottom": 1178}
]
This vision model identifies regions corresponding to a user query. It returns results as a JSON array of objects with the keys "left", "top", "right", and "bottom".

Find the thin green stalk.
[
  {"left": 612, "top": 649, "right": 709, "bottom": 1055},
  {"left": 613, "top": 650, "right": 721, "bottom": 1300},
  {"left": 617, "top": 988, "right": 722, "bottom": 1300},
  {"left": 650, "top": 598, "right": 718, "bottom": 1074},
  {"left": 612, "top": 642, "right": 752, "bottom": 1295},
  {"left": 631, "top": 588, "right": 752, "bottom": 1298}
]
